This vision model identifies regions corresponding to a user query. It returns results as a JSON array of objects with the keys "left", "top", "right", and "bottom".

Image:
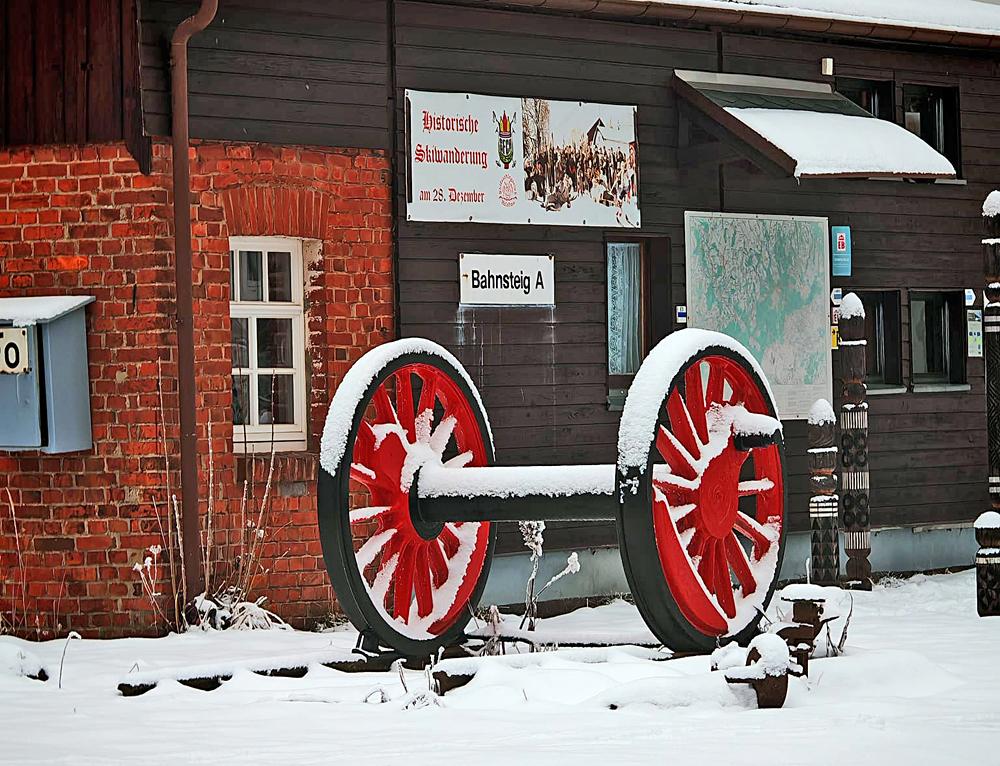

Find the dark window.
[
  {"left": 606, "top": 237, "right": 670, "bottom": 407},
  {"left": 909, "top": 291, "right": 965, "bottom": 385},
  {"left": 856, "top": 291, "right": 902, "bottom": 387},
  {"left": 837, "top": 78, "right": 894, "bottom": 121},
  {"left": 902, "top": 85, "right": 961, "bottom": 171}
]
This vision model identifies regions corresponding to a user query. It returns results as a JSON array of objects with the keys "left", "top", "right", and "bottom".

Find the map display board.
[
  {"left": 684, "top": 212, "right": 832, "bottom": 420},
  {"left": 406, "top": 90, "right": 640, "bottom": 228}
]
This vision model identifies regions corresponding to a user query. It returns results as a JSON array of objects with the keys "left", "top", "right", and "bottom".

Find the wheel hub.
[
  {"left": 408, "top": 477, "right": 445, "bottom": 541},
  {"left": 699, "top": 438, "right": 745, "bottom": 538}
]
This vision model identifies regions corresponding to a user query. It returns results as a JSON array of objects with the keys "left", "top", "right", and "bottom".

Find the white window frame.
[{"left": 230, "top": 236, "right": 308, "bottom": 453}]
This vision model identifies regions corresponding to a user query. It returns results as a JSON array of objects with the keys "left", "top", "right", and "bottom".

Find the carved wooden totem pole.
[
  {"left": 838, "top": 294, "right": 872, "bottom": 588},
  {"left": 808, "top": 399, "right": 839, "bottom": 584},
  {"left": 978, "top": 192, "right": 1000, "bottom": 616}
]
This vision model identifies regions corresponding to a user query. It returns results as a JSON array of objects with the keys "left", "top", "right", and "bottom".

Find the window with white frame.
[{"left": 230, "top": 237, "right": 307, "bottom": 452}]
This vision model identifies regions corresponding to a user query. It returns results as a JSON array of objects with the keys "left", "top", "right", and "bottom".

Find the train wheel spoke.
[
  {"left": 713, "top": 540, "right": 737, "bottom": 618},
  {"left": 698, "top": 537, "right": 717, "bottom": 594},
  {"left": 350, "top": 505, "right": 390, "bottom": 524},
  {"left": 356, "top": 529, "right": 396, "bottom": 573},
  {"left": 392, "top": 543, "right": 416, "bottom": 620},
  {"left": 657, "top": 425, "right": 699, "bottom": 481},
  {"left": 667, "top": 389, "right": 702, "bottom": 460},
  {"left": 395, "top": 371, "right": 416, "bottom": 440},
  {"left": 738, "top": 478, "right": 774, "bottom": 496},
  {"left": 734, "top": 511, "right": 774, "bottom": 556},
  {"left": 725, "top": 533, "right": 757, "bottom": 595},
  {"left": 373, "top": 385, "right": 399, "bottom": 426},
  {"left": 428, "top": 539, "right": 449, "bottom": 588},
  {"left": 684, "top": 364, "right": 710, "bottom": 445},
  {"left": 413, "top": 547, "right": 434, "bottom": 619}
]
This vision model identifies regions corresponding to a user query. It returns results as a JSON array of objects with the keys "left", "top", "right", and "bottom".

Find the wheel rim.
[
  {"left": 347, "top": 362, "right": 490, "bottom": 640},
  {"left": 651, "top": 354, "right": 784, "bottom": 637}
]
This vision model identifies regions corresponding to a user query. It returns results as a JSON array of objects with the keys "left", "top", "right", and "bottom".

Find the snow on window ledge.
[{"left": 911, "top": 383, "right": 971, "bottom": 394}]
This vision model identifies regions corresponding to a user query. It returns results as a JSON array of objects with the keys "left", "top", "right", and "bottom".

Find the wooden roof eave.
[
  {"left": 672, "top": 73, "right": 959, "bottom": 182},
  {"left": 440, "top": 0, "right": 1000, "bottom": 49},
  {"left": 673, "top": 74, "right": 798, "bottom": 178}
]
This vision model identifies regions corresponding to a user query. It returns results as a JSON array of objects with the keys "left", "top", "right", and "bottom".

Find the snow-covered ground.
[{"left": 1, "top": 570, "right": 998, "bottom": 765}]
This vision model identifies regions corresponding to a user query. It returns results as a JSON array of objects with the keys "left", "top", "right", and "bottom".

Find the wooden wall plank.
[
  {"left": 63, "top": 0, "right": 90, "bottom": 143},
  {"left": 137, "top": 0, "right": 390, "bottom": 149},
  {"left": 87, "top": 0, "right": 123, "bottom": 141},
  {"left": 33, "top": 0, "right": 66, "bottom": 144},
  {"left": 6, "top": 0, "right": 36, "bottom": 144}
]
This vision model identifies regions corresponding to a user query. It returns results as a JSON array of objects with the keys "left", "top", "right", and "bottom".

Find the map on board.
[{"left": 684, "top": 212, "right": 832, "bottom": 420}]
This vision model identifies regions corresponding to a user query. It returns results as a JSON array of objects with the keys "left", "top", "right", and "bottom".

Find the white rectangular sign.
[
  {"left": 459, "top": 254, "right": 554, "bottom": 306},
  {"left": 0, "top": 327, "right": 29, "bottom": 374},
  {"left": 407, "top": 90, "right": 640, "bottom": 228}
]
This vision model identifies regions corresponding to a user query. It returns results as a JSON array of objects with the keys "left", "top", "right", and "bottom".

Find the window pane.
[
  {"left": 257, "top": 318, "right": 293, "bottom": 368},
  {"left": 239, "top": 250, "right": 263, "bottom": 301},
  {"left": 859, "top": 293, "right": 885, "bottom": 383},
  {"left": 607, "top": 242, "right": 643, "bottom": 375},
  {"left": 258, "top": 374, "right": 294, "bottom": 425},
  {"left": 911, "top": 295, "right": 948, "bottom": 380},
  {"left": 231, "top": 317, "right": 249, "bottom": 368},
  {"left": 232, "top": 374, "right": 250, "bottom": 426},
  {"left": 267, "top": 251, "right": 293, "bottom": 302}
]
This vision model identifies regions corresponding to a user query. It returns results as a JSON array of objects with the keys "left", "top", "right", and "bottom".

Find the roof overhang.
[
  {"left": 673, "top": 70, "right": 957, "bottom": 180},
  {"left": 436, "top": 0, "right": 1000, "bottom": 49}
]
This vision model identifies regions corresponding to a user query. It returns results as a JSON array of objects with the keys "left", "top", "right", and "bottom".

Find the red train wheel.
[
  {"left": 319, "top": 343, "right": 495, "bottom": 656},
  {"left": 617, "top": 331, "right": 786, "bottom": 652}
]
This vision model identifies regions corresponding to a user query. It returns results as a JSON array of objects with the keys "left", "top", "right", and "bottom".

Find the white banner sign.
[
  {"left": 407, "top": 90, "right": 640, "bottom": 228},
  {"left": 459, "top": 254, "right": 554, "bottom": 306}
]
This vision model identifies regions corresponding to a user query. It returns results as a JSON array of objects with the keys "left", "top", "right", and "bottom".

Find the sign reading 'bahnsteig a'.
[
  {"left": 407, "top": 90, "right": 640, "bottom": 228},
  {"left": 459, "top": 254, "right": 554, "bottom": 306}
]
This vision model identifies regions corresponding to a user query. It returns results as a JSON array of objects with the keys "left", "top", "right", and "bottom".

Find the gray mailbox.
[{"left": 0, "top": 295, "right": 95, "bottom": 453}]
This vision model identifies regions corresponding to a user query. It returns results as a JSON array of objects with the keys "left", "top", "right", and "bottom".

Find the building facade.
[{"left": 1, "top": 0, "right": 996, "bottom": 635}]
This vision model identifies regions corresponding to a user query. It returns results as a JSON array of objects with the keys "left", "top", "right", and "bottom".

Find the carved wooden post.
[
  {"left": 976, "top": 512, "right": 1000, "bottom": 617},
  {"left": 808, "top": 399, "right": 839, "bottom": 584},
  {"left": 838, "top": 293, "right": 872, "bottom": 589},
  {"left": 979, "top": 192, "right": 1000, "bottom": 615}
]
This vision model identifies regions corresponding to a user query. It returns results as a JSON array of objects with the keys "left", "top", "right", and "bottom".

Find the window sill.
[
  {"left": 867, "top": 386, "right": 907, "bottom": 396},
  {"left": 911, "top": 383, "right": 971, "bottom": 394},
  {"left": 863, "top": 177, "right": 966, "bottom": 185},
  {"left": 235, "top": 450, "right": 317, "bottom": 484}
]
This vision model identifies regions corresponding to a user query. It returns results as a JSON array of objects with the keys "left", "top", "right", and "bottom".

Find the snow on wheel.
[
  {"left": 318, "top": 340, "right": 495, "bottom": 656},
  {"left": 617, "top": 329, "right": 787, "bottom": 652}
]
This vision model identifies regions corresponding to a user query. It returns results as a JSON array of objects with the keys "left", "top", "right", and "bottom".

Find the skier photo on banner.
[{"left": 522, "top": 98, "right": 639, "bottom": 227}]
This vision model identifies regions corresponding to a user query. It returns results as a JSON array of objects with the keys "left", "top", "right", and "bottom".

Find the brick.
[{"left": 0, "top": 138, "right": 392, "bottom": 638}]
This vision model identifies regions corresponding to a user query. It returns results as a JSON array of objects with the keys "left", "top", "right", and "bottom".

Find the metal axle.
[{"left": 415, "top": 462, "right": 616, "bottom": 524}]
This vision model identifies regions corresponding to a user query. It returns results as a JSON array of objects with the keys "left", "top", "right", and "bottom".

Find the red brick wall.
[{"left": 0, "top": 140, "right": 393, "bottom": 637}]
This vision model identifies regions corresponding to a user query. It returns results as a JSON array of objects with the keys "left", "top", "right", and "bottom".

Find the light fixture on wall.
[{"left": 821, "top": 58, "right": 835, "bottom": 77}]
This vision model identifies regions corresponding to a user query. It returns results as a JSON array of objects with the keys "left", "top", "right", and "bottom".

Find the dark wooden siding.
[
  {"left": 393, "top": 2, "right": 718, "bottom": 551},
  {"left": 394, "top": 3, "right": 993, "bottom": 551},
  {"left": 719, "top": 30, "right": 993, "bottom": 529},
  {"left": 1, "top": 0, "right": 147, "bottom": 167},
  {"left": 138, "top": 0, "right": 390, "bottom": 149}
]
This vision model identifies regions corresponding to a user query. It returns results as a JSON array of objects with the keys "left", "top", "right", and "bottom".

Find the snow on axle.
[{"left": 318, "top": 329, "right": 787, "bottom": 657}]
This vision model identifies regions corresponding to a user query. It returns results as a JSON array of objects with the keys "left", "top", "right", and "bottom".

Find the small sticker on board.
[
  {"left": 831, "top": 288, "right": 843, "bottom": 306},
  {"left": 831, "top": 326, "right": 839, "bottom": 349},
  {"left": 675, "top": 305, "right": 688, "bottom": 325}
]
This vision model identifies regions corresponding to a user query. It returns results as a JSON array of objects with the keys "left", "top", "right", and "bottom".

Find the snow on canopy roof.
[
  {"left": 641, "top": 0, "right": 1000, "bottom": 38},
  {"left": 724, "top": 108, "right": 956, "bottom": 178},
  {"left": 0, "top": 295, "right": 95, "bottom": 327}
]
